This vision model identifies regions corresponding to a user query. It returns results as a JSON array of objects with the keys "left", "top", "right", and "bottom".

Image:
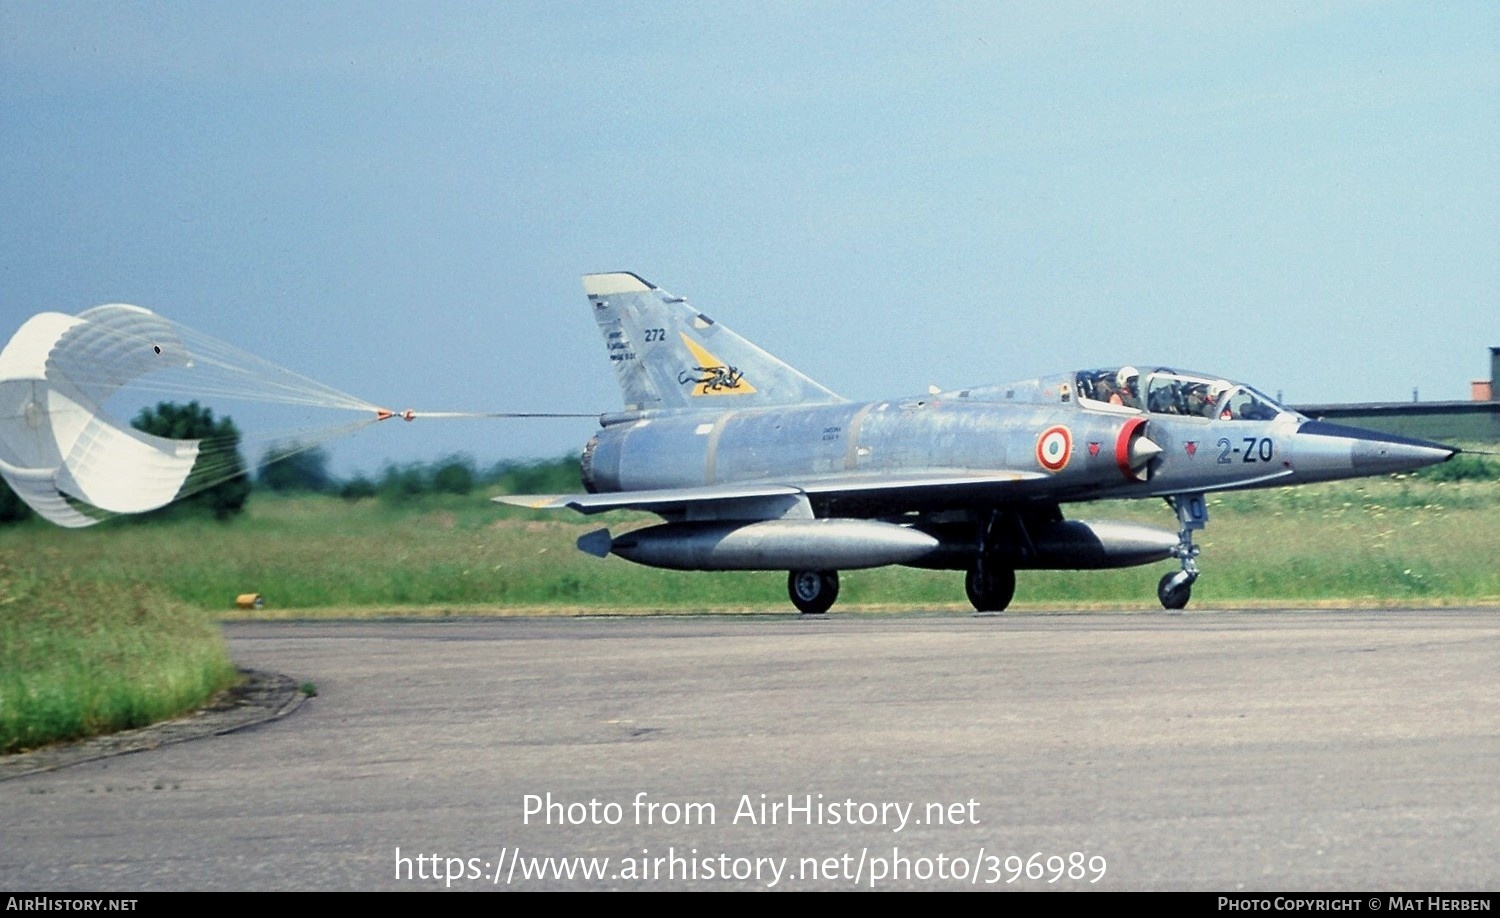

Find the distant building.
[{"left": 1293, "top": 347, "right": 1500, "bottom": 443}]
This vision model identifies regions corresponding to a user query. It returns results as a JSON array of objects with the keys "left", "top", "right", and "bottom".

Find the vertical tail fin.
[{"left": 583, "top": 272, "right": 844, "bottom": 412}]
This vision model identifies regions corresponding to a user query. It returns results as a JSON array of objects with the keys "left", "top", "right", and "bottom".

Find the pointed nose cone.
[
  {"left": 1129, "top": 435, "right": 1164, "bottom": 470},
  {"left": 1295, "top": 420, "right": 1458, "bottom": 478}
]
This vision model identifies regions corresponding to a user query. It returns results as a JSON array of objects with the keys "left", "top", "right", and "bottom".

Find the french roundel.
[{"left": 1036, "top": 425, "right": 1073, "bottom": 472}]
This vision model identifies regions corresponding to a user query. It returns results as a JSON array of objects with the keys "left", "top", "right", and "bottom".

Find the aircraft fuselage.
[
  {"left": 582, "top": 371, "right": 1448, "bottom": 513},
  {"left": 502, "top": 272, "right": 1458, "bottom": 613}
]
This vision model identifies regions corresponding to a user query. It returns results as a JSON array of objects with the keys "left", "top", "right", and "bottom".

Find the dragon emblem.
[{"left": 679, "top": 365, "right": 745, "bottom": 391}]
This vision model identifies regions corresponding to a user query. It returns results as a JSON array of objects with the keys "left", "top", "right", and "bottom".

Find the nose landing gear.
[
  {"left": 1160, "top": 493, "right": 1207, "bottom": 610},
  {"left": 1158, "top": 569, "right": 1196, "bottom": 610}
]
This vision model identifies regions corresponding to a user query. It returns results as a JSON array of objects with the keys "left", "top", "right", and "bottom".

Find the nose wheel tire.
[
  {"left": 965, "top": 563, "right": 1016, "bottom": 613},
  {"left": 789, "top": 570, "right": 839, "bottom": 615},
  {"left": 1157, "top": 571, "right": 1193, "bottom": 610}
]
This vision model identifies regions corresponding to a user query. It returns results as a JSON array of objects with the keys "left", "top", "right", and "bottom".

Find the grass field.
[
  {"left": 2, "top": 458, "right": 1495, "bottom": 753},
  {"left": 3, "top": 461, "right": 1496, "bottom": 617},
  {"left": 0, "top": 566, "right": 239, "bottom": 754}
]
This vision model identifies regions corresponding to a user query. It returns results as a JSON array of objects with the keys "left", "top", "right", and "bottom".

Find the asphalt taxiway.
[{"left": 2, "top": 609, "right": 1496, "bottom": 890}]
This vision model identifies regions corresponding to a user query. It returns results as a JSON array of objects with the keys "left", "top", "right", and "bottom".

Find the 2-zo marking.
[{"left": 1218, "top": 437, "right": 1274, "bottom": 464}]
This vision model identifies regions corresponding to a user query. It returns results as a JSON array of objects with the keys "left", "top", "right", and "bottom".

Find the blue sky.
[{"left": 3, "top": 1, "right": 1496, "bottom": 475}]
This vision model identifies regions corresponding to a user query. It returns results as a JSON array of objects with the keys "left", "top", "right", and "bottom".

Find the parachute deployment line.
[
  {"left": 2, "top": 302, "right": 608, "bottom": 527},
  {"left": 369, "top": 409, "right": 599, "bottom": 422},
  {"left": 395, "top": 411, "right": 600, "bottom": 420}
]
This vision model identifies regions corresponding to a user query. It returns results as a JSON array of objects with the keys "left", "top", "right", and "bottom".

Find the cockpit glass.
[
  {"left": 1075, "top": 367, "right": 1290, "bottom": 421},
  {"left": 1075, "top": 367, "right": 1145, "bottom": 408}
]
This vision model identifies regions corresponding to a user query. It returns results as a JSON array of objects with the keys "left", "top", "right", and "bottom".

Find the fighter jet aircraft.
[{"left": 499, "top": 272, "right": 1457, "bottom": 614}]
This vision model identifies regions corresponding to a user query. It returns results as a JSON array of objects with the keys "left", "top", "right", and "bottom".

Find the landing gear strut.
[
  {"left": 788, "top": 570, "right": 839, "bottom": 615},
  {"left": 967, "top": 508, "right": 1020, "bottom": 613},
  {"left": 1160, "top": 493, "right": 1207, "bottom": 610}
]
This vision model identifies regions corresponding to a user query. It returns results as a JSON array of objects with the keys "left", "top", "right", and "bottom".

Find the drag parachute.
[
  {"left": 1, "top": 303, "right": 597, "bottom": 528},
  {"left": 0, "top": 306, "right": 205, "bottom": 526},
  {"left": 0, "top": 304, "right": 383, "bottom": 527}
]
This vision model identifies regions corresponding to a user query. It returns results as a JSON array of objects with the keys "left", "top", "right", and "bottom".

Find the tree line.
[{"left": 263, "top": 445, "right": 582, "bottom": 504}]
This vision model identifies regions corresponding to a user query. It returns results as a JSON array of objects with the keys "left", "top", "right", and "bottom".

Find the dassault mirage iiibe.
[{"left": 500, "top": 272, "right": 1457, "bottom": 614}]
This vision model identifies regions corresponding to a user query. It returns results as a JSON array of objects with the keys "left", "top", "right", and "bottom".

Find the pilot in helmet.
[{"left": 1209, "top": 380, "right": 1232, "bottom": 419}]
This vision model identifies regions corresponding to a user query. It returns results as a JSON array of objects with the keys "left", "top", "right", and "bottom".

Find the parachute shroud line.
[{"left": 0, "top": 303, "right": 598, "bottom": 527}]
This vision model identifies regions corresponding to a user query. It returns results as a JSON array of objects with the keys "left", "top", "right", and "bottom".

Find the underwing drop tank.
[
  {"left": 585, "top": 519, "right": 941, "bottom": 571},
  {"left": 909, "top": 518, "right": 1179, "bottom": 570},
  {"left": 582, "top": 516, "right": 1177, "bottom": 573},
  {"left": 1025, "top": 519, "right": 1179, "bottom": 569}
]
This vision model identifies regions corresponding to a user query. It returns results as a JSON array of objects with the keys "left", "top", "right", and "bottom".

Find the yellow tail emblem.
[{"left": 677, "top": 333, "right": 757, "bottom": 396}]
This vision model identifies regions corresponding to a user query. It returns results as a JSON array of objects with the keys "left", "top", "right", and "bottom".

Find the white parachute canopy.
[
  {"left": 0, "top": 303, "right": 598, "bottom": 528},
  {"left": 0, "top": 304, "right": 385, "bottom": 528},
  {"left": 0, "top": 306, "right": 205, "bottom": 527}
]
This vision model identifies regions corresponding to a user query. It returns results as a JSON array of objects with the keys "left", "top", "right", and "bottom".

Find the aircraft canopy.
[{"left": 1075, "top": 367, "right": 1291, "bottom": 421}]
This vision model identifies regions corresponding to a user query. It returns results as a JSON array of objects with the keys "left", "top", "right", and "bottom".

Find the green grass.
[
  {"left": 2, "top": 463, "right": 1496, "bottom": 617},
  {"left": 0, "top": 564, "right": 240, "bottom": 754},
  {"left": 4, "top": 449, "right": 1491, "bottom": 759},
  {"left": 3, "top": 462, "right": 1495, "bottom": 753}
]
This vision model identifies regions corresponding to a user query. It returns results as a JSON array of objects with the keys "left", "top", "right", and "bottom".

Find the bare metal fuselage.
[
  {"left": 576, "top": 375, "right": 1452, "bottom": 577},
  {"left": 583, "top": 374, "right": 1400, "bottom": 506},
  {"left": 503, "top": 272, "right": 1457, "bottom": 612}
]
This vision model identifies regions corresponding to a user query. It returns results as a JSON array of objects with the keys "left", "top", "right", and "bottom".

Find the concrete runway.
[{"left": 2, "top": 609, "right": 1497, "bottom": 891}]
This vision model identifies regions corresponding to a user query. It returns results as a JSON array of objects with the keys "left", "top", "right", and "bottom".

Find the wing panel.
[{"left": 495, "top": 469, "right": 1046, "bottom": 519}]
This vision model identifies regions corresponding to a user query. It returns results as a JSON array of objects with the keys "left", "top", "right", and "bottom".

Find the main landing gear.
[
  {"left": 788, "top": 570, "right": 839, "bottom": 615},
  {"left": 1159, "top": 493, "right": 1207, "bottom": 610},
  {"left": 966, "top": 508, "right": 1020, "bottom": 613},
  {"left": 965, "top": 559, "right": 1015, "bottom": 613},
  {"left": 788, "top": 564, "right": 1017, "bottom": 615}
]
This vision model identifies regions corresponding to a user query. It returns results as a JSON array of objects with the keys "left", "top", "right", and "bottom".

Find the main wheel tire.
[
  {"left": 1158, "top": 572, "right": 1192, "bottom": 610},
  {"left": 788, "top": 570, "right": 839, "bottom": 615},
  {"left": 965, "top": 563, "right": 1016, "bottom": 613}
]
